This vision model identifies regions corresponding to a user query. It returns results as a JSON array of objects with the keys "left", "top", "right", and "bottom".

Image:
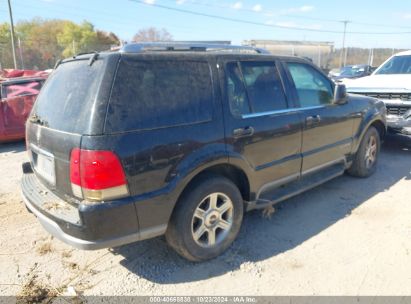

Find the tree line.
[
  {"left": 0, "top": 18, "right": 175, "bottom": 70},
  {"left": 328, "top": 48, "right": 406, "bottom": 69},
  {"left": 0, "top": 18, "right": 120, "bottom": 70}
]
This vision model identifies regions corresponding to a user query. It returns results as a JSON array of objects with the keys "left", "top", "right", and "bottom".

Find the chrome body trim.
[
  {"left": 242, "top": 106, "right": 325, "bottom": 119},
  {"left": 120, "top": 42, "right": 269, "bottom": 54}
]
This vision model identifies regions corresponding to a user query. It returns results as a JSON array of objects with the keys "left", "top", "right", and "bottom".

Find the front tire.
[
  {"left": 347, "top": 126, "right": 380, "bottom": 177},
  {"left": 166, "top": 176, "right": 243, "bottom": 261}
]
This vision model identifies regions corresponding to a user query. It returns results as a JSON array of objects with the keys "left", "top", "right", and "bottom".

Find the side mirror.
[{"left": 334, "top": 83, "right": 347, "bottom": 104}]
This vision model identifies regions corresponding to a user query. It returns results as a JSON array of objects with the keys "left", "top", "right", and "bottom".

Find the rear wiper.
[
  {"left": 88, "top": 53, "right": 99, "bottom": 66},
  {"left": 29, "top": 114, "right": 49, "bottom": 127}
]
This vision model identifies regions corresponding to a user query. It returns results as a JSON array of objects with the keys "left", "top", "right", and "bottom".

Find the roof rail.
[{"left": 119, "top": 42, "right": 270, "bottom": 54}]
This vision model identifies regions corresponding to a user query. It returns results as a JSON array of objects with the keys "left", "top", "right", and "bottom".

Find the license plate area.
[{"left": 30, "top": 144, "right": 56, "bottom": 186}]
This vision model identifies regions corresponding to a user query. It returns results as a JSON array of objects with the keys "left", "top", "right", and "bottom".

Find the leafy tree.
[
  {"left": 57, "top": 21, "right": 97, "bottom": 57},
  {"left": 0, "top": 18, "right": 120, "bottom": 70},
  {"left": 16, "top": 18, "right": 66, "bottom": 69},
  {"left": 93, "top": 30, "right": 120, "bottom": 51},
  {"left": 0, "top": 23, "right": 13, "bottom": 69},
  {"left": 132, "top": 27, "right": 173, "bottom": 42}
]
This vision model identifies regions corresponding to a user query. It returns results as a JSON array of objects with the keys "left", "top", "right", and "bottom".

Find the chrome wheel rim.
[
  {"left": 365, "top": 135, "right": 378, "bottom": 169},
  {"left": 191, "top": 192, "right": 234, "bottom": 248}
]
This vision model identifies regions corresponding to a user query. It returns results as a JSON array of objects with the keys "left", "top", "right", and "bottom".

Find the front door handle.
[
  {"left": 306, "top": 115, "right": 321, "bottom": 126},
  {"left": 233, "top": 126, "right": 255, "bottom": 138}
]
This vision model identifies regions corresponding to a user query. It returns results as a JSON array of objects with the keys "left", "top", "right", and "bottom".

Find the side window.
[
  {"left": 225, "top": 61, "right": 288, "bottom": 116},
  {"left": 107, "top": 59, "right": 213, "bottom": 132},
  {"left": 2, "top": 81, "right": 43, "bottom": 98},
  {"left": 241, "top": 62, "right": 288, "bottom": 113},
  {"left": 287, "top": 62, "right": 334, "bottom": 107},
  {"left": 225, "top": 62, "right": 251, "bottom": 116}
]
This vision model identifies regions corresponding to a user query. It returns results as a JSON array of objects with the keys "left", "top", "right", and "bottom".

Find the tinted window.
[
  {"left": 225, "top": 62, "right": 251, "bottom": 116},
  {"left": 32, "top": 59, "right": 105, "bottom": 133},
  {"left": 287, "top": 62, "right": 333, "bottom": 107},
  {"left": 106, "top": 59, "right": 213, "bottom": 132},
  {"left": 241, "top": 62, "right": 287, "bottom": 113},
  {"left": 225, "top": 61, "right": 288, "bottom": 116}
]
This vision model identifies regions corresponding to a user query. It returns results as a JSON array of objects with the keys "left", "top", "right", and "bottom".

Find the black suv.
[{"left": 21, "top": 43, "right": 386, "bottom": 261}]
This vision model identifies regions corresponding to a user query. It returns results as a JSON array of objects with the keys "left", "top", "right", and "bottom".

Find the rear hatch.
[{"left": 26, "top": 53, "right": 119, "bottom": 202}]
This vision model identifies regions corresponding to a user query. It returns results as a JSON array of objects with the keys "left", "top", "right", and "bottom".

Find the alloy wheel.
[
  {"left": 364, "top": 135, "right": 378, "bottom": 169},
  {"left": 191, "top": 192, "right": 234, "bottom": 248}
]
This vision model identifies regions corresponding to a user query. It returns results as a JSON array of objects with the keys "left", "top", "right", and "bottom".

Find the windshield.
[
  {"left": 375, "top": 55, "right": 411, "bottom": 75},
  {"left": 340, "top": 66, "right": 366, "bottom": 76}
]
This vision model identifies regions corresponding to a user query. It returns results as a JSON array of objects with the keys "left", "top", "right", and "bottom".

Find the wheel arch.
[
  {"left": 370, "top": 119, "right": 386, "bottom": 141},
  {"left": 175, "top": 163, "right": 251, "bottom": 208},
  {"left": 353, "top": 118, "right": 386, "bottom": 153}
]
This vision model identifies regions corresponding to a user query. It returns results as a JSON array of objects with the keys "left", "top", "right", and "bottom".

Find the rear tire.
[
  {"left": 166, "top": 176, "right": 243, "bottom": 262},
  {"left": 347, "top": 126, "right": 380, "bottom": 178}
]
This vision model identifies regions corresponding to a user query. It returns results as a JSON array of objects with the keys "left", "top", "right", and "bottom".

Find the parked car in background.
[
  {"left": 0, "top": 75, "right": 47, "bottom": 143},
  {"left": 329, "top": 64, "right": 374, "bottom": 81},
  {"left": 21, "top": 43, "right": 386, "bottom": 261},
  {"left": 345, "top": 50, "right": 411, "bottom": 135},
  {"left": 327, "top": 68, "right": 340, "bottom": 78}
]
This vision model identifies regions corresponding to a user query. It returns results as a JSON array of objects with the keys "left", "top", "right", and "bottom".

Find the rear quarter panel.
[{"left": 81, "top": 56, "right": 228, "bottom": 228}]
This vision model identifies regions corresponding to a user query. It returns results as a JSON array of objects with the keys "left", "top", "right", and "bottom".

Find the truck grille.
[
  {"left": 351, "top": 92, "right": 411, "bottom": 101},
  {"left": 386, "top": 106, "right": 411, "bottom": 116}
]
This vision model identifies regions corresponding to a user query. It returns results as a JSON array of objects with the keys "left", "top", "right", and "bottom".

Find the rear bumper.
[{"left": 21, "top": 172, "right": 167, "bottom": 250}]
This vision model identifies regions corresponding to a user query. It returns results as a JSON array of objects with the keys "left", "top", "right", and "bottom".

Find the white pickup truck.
[{"left": 345, "top": 50, "right": 411, "bottom": 135}]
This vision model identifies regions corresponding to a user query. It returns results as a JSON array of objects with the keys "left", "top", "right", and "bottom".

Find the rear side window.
[
  {"left": 106, "top": 59, "right": 213, "bottom": 132},
  {"left": 225, "top": 61, "right": 288, "bottom": 117},
  {"left": 241, "top": 62, "right": 287, "bottom": 113},
  {"left": 226, "top": 62, "right": 250, "bottom": 116},
  {"left": 2, "top": 81, "right": 43, "bottom": 98}
]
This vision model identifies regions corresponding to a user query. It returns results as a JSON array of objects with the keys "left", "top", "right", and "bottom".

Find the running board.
[{"left": 246, "top": 162, "right": 346, "bottom": 211}]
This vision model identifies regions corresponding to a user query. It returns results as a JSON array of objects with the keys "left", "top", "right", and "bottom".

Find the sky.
[{"left": 1, "top": 0, "right": 411, "bottom": 49}]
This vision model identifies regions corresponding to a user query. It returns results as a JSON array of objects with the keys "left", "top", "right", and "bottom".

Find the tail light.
[{"left": 70, "top": 148, "right": 129, "bottom": 201}]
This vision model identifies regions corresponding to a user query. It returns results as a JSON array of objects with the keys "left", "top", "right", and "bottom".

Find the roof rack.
[{"left": 119, "top": 42, "right": 270, "bottom": 54}]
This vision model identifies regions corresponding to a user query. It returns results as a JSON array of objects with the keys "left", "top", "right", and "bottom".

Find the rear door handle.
[
  {"left": 233, "top": 126, "right": 254, "bottom": 138},
  {"left": 306, "top": 115, "right": 321, "bottom": 126}
]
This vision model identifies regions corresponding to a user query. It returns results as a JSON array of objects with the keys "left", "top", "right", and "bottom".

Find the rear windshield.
[
  {"left": 105, "top": 58, "right": 213, "bottom": 133},
  {"left": 32, "top": 58, "right": 105, "bottom": 134}
]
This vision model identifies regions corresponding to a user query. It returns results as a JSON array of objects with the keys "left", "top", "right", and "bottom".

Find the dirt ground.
[{"left": 1, "top": 135, "right": 411, "bottom": 297}]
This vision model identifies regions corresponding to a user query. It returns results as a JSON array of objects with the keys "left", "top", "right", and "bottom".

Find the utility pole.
[
  {"left": 344, "top": 46, "right": 349, "bottom": 66},
  {"left": 7, "top": 0, "right": 18, "bottom": 69},
  {"left": 339, "top": 20, "right": 350, "bottom": 68},
  {"left": 318, "top": 45, "right": 322, "bottom": 68},
  {"left": 18, "top": 36, "right": 24, "bottom": 69}
]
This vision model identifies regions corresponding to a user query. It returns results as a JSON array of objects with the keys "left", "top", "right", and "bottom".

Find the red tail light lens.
[
  {"left": 70, "top": 148, "right": 129, "bottom": 201},
  {"left": 79, "top": 150, "right": 127, "bottom": 190}
]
